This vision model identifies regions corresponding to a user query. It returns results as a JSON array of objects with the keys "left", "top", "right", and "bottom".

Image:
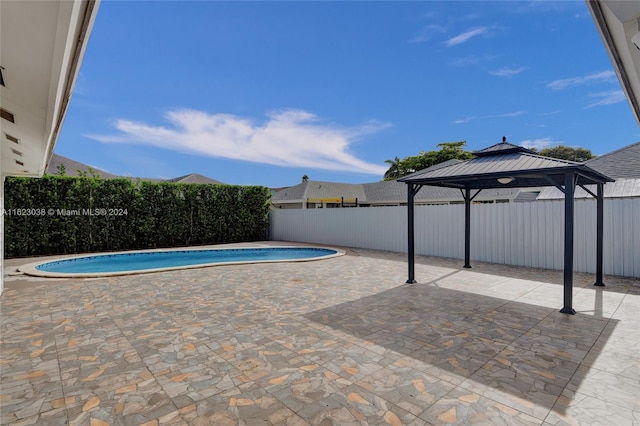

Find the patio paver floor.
[{"left": 1, "top": 242, "right": 639, "bottom": 425}]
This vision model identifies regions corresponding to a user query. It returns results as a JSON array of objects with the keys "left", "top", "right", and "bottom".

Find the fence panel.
[{"left": 269, "top": 199, "right": 640, "bottom": 278}]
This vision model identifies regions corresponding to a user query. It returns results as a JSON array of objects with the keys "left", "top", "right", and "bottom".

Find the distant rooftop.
[
  {"left": 46, "top": 154, "right": 224, "bottom": 184},
  {"left": 47, "top": 154, "right": 119, "bottom": 179},
  {"left": 271, "top": 178, "right": 531, "bottom": 206},
  {"left": 584, "top": 141, "right": 640, "bottom": 180}
]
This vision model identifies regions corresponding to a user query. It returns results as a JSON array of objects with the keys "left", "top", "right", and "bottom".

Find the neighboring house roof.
[
  {"left": 538, "top": 178, "right": 640, "bottom": 200},
  {"left": 583, "top": 141, "right": 640, "bottom": 179},
  {"left": 271, "top": 181, "right": 367, "bottom": 203},
  {"left": 271, "top": 182, "right": 309, "bottom": 201},
  {"left": 167, "top": 173, "right": 224, "bottom": 184},
  {"left": 45, "top": 153, "right": 224, "bottom": 184},
  {"left": 272, "top": 179, "right": 530, "bottom": 205},
  {"left": 137, "top": 177, "right": 166, "bottom": 183},
  {"left": 513, "top": 191, "right": 540, "bottom": 203},
  {"left": 362, "top": 180, "right": 525, "bottom": 204},
  {"left": 537, "top": 141, "right": 640, "bottom": 200},
  {"left": 47, "top": 153, "right": 118, "bottom": 178}
]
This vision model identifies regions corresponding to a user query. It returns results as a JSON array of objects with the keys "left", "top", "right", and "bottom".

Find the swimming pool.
[{"left": 20, "top": 246, "right": 344, "bottom": 278}]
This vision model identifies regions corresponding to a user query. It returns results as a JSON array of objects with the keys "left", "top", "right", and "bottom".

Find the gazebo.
[{"left": 398, "top": 138, "right": 614, "bottom": 314}]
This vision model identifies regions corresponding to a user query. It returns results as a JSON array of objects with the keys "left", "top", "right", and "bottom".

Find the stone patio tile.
[
  {"left": 303, "top": 340, "right": 401, "bottom": 383},
  {"left": 409, "top": 332, "right": 510, "bottom": 383},
  {"left": 609, "top": 294, "right": 640, "bottom": 325},
  {"left": 255, "top": 365, "right": 357, "bottom": 421},
  {"left": 359, "top": 330, "right": 433, "bottom": 357},
  {"left": 354, "top": 361, "right": 455, "bottom": 417},
  {"left": 565, "top": 365, "right": 640, "bottom": 412},
  {"left": 430, "top": 270, "right": 511, "bottom": 293},
  {"left": 590, "top": 320, "right": 640, "bottom": 353},
  {"left": 545, "top": 388, "right": 637, "bottom": 426},
  {"left": 570, "top": 287, "right": 627, "bottom": 319},
  {"left": 184, "top": 387, "right": 310, "bottom": 425},
  {"left": 513, "top": 285, "right": 565, "bottom": 310},
  {"left": 2, "top": 243, "right": 639, "bottom": 424},
  {"left": 459, "top": 341, "right": 578, "bottom": 420},
  {"left": 525, "top": 314, "right": 609, "bottom": 346},
  {"left": 150, "top": 353, "right": 247, "bottom": 406},
  {"left": 581, "top": 344, "right": 640, "bottom": 377},
  {"left": 270, "top": 374, "right": 429, "bottom": 425},
  {"left": 419, "top": 387, "right": 541, "bottom": 425},
  {"left": 480, "top": 308, "right": 549, "bottom": 334},
  {"left": 480, "top": 278, "right": 544, "bottom": 301},
  {"left": 219, "top": 343, "right": 309, "bottom": 383},
  {"left": 64, "top": 376, "right": 178, "bottom": 426},
  {"left": 268, "top": 325, "right": 353, "bottom": 358}
]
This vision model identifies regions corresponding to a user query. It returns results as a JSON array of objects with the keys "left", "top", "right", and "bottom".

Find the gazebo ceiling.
[{"left": 399, "top": 140, "right": 614, "bottom": 190}]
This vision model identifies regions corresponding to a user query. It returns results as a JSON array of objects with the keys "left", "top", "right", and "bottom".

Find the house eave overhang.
[
  {"left": 586, "top": 0, "right": 640, "bottom": 126},
  {"left": 0, "top": 0, "right": 100, "bottom": 177}
]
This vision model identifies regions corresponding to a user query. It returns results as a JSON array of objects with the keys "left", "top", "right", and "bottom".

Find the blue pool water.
[{"left": 35, "top": 247, "right": 338, "bottom": 274}]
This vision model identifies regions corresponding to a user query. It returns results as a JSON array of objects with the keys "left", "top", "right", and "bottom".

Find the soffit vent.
[
  {"left": 5, "top": 133, "right": 19, "bottom": 144},
  {"left": 1, "top": 108, "right": 15, "bottom": 123},
  {"left": 15, "top": 159, "right": 24, "bottom": 166},
  {"left": 0, "top": 66, "right": 5, "bottom": 86},
  {"left": 11, "top": 148, "right": 23, "bottom": 157}
]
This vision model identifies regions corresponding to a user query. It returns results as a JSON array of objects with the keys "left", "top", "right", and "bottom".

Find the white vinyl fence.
[{"left": 269, "top": 199, "right": 640, "bottom": 278}]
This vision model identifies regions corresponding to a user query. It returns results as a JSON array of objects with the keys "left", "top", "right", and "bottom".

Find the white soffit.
[
  {"left": 587, "top": 0, "right": 640, "bottom": 125},
  {"left": 0, "top": 1, "right": 99, "bottom": 177}
]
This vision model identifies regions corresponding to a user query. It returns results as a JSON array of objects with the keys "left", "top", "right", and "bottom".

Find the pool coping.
[{"left": 18, "top": 245, "right": 346, "bottom": 278}]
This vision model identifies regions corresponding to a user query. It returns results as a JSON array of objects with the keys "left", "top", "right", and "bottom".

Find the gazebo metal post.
[
  {"left": 464, "top": 188, "right": 472, "bottom": 268},
  {"left": 406, "top": 183, "right": 417, "bottom": 284},
  {"left": 561, "top": 172, "right": 577, "bottom": 315},
  {"left": 594, "top": 182, "right": 605, "bottom": 286}
]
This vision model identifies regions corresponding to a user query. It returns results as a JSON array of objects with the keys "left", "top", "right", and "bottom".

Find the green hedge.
[{"left": 3, "top": 176, "right": 271, "bottom": 258}]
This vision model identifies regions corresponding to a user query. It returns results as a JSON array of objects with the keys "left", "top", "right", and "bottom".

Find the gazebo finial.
[{"left": 502, "top": 136, "right": 506, "bottom": 142}]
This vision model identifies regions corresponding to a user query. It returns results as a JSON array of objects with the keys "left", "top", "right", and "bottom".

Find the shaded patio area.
[{"left": 1, "top": 242, "right": 639, "bottom": 425}]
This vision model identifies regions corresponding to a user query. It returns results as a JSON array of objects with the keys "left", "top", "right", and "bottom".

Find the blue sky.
[{"left": 56, "top": 1, "right": 640, "bottom": 188}]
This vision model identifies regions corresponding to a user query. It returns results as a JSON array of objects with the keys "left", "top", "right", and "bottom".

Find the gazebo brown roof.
[{"left": 399, "top": 138, "right": 614, "bottom": 314}]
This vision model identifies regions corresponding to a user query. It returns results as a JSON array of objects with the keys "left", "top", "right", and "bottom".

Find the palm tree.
[{"left": 383, "top": 157, "right": 401, "bottom": 180}]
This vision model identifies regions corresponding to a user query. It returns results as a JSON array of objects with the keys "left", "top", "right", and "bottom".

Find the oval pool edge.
[{"left": 19, "top": 245, "right": 346, "bottom": 278}]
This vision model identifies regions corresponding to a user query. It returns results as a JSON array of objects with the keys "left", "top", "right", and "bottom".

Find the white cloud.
[
  {"left": 452, "top": 117, "right": 474, "bottom": 124},
  {"left": 450, "top": 54, "right": 495, "bottom": 67},
  {"left": 408, "top": 24, "right": 446, "bottom": 44},
  {"left": 519, "top": 137, "right": 560, "bottom": 150},
  {"left": 584, "top": 89, "right": 626, "bottom": 108},
  {"left": 451, "top": 111, "right": 525, "bottom": 124},
  {"left": 489, "top": 66, "right": 526, "bottom": 77},
  {"left": 445, "top": 26, "right": 491, "bottom": 47},
  {"left": 546, "top": 70, "right": 616, "bottom": 90},
  {"left": 498, "top": 111, "right": 526, "bottom": 118},
  {"left": 87, "top": 109, "right": 390, "bottom": 175}
]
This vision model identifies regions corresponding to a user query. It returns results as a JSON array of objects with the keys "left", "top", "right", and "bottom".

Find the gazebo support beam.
[
  {"left": 464, "top": 188, "right": 472, "bottom": 268},
  {"left": 594, "top": 182, "right": 605, "bottom": 286},
  {"left": 461, "top": 188, "right": 481, "bottom": 269},
  {"left": 406, "top": 183, "right": 422, "bottom": 284},
  {"left": 561, "top": 172, "right": 577, "bottom": 315}
]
